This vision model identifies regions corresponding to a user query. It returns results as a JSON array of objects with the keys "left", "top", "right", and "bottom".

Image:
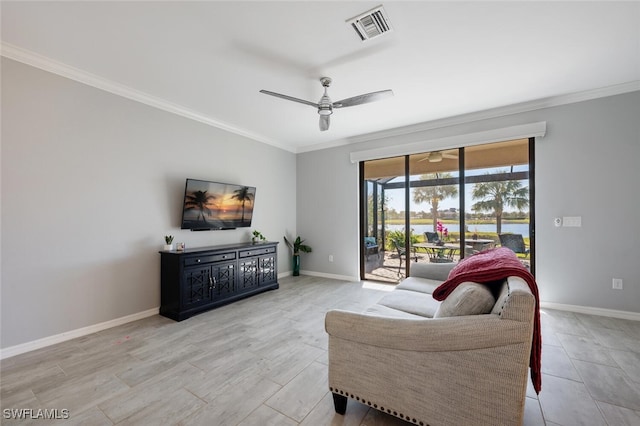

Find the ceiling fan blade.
[
  {"left": 262, "top": 78, "right": 393, "bottom": 132},
  {"left": 259, "top": 90, "right": 318, "bottom": 108},
  {"left": 333, "top": 89, "right": 394, "bottom": 108},
  {"left": 319, "top": 114, "right": 330, "bottom": 131}
]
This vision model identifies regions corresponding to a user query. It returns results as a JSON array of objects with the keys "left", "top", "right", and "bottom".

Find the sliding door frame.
[{"left": 360, "top": 139, "right": 536, "bottom": 280}]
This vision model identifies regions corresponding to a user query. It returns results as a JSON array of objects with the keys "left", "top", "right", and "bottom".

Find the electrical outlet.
[
  {"left": 612, "top": 278, "right": 623, "bottom": 290},
  {"left": 328, "top": 255, "right": 334, "bottom": 262},
  {"left": 554, "top": 217, "right": 562, "bottom": 227}
]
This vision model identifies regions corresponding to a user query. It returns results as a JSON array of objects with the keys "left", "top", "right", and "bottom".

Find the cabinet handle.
[{"left": 196, "top": 259, "right": 201, "bottom": 263}]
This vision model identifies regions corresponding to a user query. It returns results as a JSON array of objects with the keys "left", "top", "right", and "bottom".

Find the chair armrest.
[{"left": 325, "top": 310, "right": 531, "bottom": 352}]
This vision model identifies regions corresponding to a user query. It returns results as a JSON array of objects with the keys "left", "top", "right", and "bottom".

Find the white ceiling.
[{"left": 2, "top": 1, "right": 639, "bottom": 153}]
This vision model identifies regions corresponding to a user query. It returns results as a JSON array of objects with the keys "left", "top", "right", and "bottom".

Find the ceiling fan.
[
  {"left": 418, "top": 150, "right": 459, "bottom": 163},
  {"left": 259, "top": 77, "right": 393, "bottom": 131}
]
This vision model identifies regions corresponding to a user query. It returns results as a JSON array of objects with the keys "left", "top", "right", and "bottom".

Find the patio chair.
[
  {"left": 424, "top": 231, "right": 439, "bottom": 243},
  {"left": 498, "top": 233, "right": 530, "bottom": 258},
  {"left": 392, "top": 240, "right": 417, "bottom": 275}
]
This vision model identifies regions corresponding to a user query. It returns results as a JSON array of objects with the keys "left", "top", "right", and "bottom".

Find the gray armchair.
[{"left": 325, "top": 262, "right": 536, "bottom": 425}]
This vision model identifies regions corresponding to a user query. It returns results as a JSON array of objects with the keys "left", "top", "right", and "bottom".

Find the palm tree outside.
[
  {"left": 471, "top": 171, "right": 529, "bottom": 234},
  {"left": 412, "top": 173, "right": 458, "bottom": 231}
]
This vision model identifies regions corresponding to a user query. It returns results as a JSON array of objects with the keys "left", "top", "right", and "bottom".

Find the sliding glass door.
[
  {"left": 463, "top": 140, "right": 531, "bottom": 260},
  {"left": 360, "top": 138, "right": 534, "bottom": 282},
  {"left": 408, "top": 151, "right": 461, "bottom": 268},
  {"left": 361, "top": 157, "right": 406, "bottom": 283}
]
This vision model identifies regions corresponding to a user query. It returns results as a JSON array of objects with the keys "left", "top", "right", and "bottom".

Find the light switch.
[{"left": 563, "top": 216, "right": 582, "bottom": 227}]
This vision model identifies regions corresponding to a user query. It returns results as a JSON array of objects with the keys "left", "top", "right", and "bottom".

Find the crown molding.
[
  {"left": 3, "top": 42, "right": 637, "bottom": 156},
  {"left": 1, "top": 42, "right": 297, "bottom": 153},
  {"left": 298, "top": 80, "right": 640, "bottom": 153}
]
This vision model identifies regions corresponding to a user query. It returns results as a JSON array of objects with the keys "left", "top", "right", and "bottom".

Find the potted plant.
[
  {"left": 252, "top": 230, "right": 266, "bottom": 244},
  {"left": 164, "top": 235, "right": 174, "bottom": 251},
  {"left": 284, "top": 236, "right": 312, "bottom": 276}
]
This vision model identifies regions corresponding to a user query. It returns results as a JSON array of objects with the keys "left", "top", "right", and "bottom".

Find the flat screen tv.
[{"left": 180, "top": 178, "right": 256, "bottom": 230}]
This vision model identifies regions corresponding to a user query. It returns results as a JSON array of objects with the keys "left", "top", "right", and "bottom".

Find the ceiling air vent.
[{"left": 347, "top": 5, "right": 393, "bottom": 42}]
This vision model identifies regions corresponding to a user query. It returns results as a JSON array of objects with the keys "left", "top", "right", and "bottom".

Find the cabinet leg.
[{"left": 332, "top": 392, "right": 347, "bottom": 415}]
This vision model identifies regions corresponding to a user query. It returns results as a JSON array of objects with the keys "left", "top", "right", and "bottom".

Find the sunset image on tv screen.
[{"left": 181, "top": 179, "right": 255, "bottom": 229}]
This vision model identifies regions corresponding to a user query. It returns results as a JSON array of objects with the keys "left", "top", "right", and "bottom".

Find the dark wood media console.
[{"left": 159, "top": 241, "right": 279, "bottom": 321}]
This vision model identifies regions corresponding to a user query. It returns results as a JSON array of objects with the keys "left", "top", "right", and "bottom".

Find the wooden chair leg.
[{"left": 332, "top": 392, "right": 347, "bottom": 415}]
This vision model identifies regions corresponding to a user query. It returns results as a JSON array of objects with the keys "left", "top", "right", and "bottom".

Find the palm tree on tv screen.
[
  {"left": 185, "top": 190, "right": 216, "bottom": 224},
  {"left": 231, "top": 186, "right": 254, "bottom": 223}
]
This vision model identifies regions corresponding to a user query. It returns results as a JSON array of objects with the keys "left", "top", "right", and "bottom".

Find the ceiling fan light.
[
  {"left": 318, "top": 107, "right": 332, "bottom": 116},
  {"left": 429, "top": 152, "right": 443, "bottom": 162}
]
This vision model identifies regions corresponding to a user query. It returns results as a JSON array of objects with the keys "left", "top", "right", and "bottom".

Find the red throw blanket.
[{"left": 432, "top": 247, "right": 542, "bottom": 394}]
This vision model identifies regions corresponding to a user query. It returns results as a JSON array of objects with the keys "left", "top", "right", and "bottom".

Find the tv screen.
[{"left": 181, "top": 179, "right": 256, "bottom": 230}]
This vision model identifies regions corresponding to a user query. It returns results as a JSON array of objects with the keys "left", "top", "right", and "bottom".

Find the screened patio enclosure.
[{"left": 361, "top": 138, "right": 534, "bottom": 283}]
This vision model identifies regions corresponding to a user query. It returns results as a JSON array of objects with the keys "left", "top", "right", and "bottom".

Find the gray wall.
[
  {"left": 296, "top": 145, "right": 360, "bottom": 279},
  {"left": 1, "top": 58, "right": 297, "bottom": 349},
  {"left": 297, "top": 91, "right": 640, "bottom": 314},
  {"left": 2, "top": 56, "right": 638, "bottom": 352}
]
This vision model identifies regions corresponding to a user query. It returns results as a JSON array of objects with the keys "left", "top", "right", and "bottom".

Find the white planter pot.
[{"left": 163, "top": 244, "right": 173, "bottom": 251}]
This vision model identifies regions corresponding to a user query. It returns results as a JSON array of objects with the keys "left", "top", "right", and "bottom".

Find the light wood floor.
[{"left": 1, "top": 276, "right": 639, "bottom": 425}]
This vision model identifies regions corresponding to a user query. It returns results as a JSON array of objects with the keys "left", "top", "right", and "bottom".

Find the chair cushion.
[
  {"left": 409, "top": 262, "right": 456, "bottom": 281},
  {"left": 434, "top": 282, "right": 496, "bottom": 318},
  {"left": 364, "top": 237, "right": 377, "bottom": 247},
  {"left": 396, "top": 276, "right": 441, "bottom": 295},
  {"left": 377, "top": 289, "right": 441, "bottom": 318}
]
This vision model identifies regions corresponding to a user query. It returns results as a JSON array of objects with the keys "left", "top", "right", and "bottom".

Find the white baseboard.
[
  {"left": 0, "top": 308, "right": 159, "bottom": 360},
  {"left": 4, "top": 298, "right": 635, "bottom": 361},
  {"left": 278, "top": 269, "right": 357, "bottom": 282},
  {"left": 541, "top": 301, "right": 640, "bottom": 321},
  {"left": 299, "top": 270, "right": 359, "bottom": 282}
]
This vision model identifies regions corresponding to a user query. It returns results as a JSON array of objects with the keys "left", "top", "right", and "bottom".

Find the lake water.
[{"left": 386, "top": 223, "right": 530, "bottom": 239}]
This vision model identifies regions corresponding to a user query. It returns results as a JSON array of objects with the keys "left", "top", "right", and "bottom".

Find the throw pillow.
[{"left": 434, "top": 281, "right": 496, "bottom": 318}]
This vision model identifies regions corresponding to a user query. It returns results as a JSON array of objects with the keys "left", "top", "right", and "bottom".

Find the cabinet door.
[
  {"left": 212, "top": 261, "right": 236, "bottom": 298},
  {"left": 238, "top": 258, "right": 259, "bottom": 292},
  {"left": 258, "top": 255, "right": 277, "bottom": 285},
  {"left": 182, "top": 266, "right": 214, "bottom": 308}
]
